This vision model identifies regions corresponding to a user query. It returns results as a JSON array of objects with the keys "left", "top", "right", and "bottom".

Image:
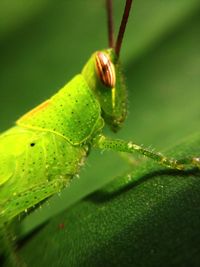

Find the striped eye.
[{"left": 95, "top": 52, "right": 116, "bottom": 88}]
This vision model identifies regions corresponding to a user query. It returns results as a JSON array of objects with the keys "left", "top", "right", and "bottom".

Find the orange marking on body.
[{"left": 18, "top": 100, "right": 50, "bottom": 121}]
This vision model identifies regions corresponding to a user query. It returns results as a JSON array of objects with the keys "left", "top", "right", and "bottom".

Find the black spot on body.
[{"left": 30, "top": 143, "right": 35, "bottom": 147}]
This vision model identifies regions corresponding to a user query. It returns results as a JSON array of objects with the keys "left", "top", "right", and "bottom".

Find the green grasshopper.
[{"left": 0, "top": 0, "right": 200, "bottom": 265}]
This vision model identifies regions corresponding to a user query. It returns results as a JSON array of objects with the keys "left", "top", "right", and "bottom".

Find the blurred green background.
[{"left": 0, "top": 0, "right": 200, "bottom": 266}]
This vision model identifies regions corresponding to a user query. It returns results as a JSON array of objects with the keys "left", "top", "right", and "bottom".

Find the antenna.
[
  {"left": 115, "top": 0, "right": 133, "bottom": 57},
  {"left": 106, "top": 0, "right": 114, "bottom": 48}
]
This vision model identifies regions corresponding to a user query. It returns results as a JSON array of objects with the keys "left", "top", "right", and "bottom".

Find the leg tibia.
[{"left": 94, "top": 135, "right": 200, "bottom": 170}]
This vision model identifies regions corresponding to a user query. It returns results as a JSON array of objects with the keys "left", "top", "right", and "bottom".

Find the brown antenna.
[
  {"left": 106, "top": 0, "right": 114, "bottom": 48},
  {"left": 115, "top": 0, "right": 133, "bottom": 57}
]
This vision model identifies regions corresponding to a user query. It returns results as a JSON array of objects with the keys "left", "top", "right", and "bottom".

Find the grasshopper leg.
[
  {"left": 94, "top": 135, "right": 200, "bottom": 170},
  {"left": 0, "top": 177, "right": 70, "bottom": 226},
  {"left": 0, "top": 177, "right": 71, "bottom": 266}
]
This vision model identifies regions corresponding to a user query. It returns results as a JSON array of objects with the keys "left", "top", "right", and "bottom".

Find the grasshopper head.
[
  {"left": 82, "top": 48, "right": 127, "bottom": 132},
  {"left": 82, "top": 0, "right": 132, "bottom": 132}
]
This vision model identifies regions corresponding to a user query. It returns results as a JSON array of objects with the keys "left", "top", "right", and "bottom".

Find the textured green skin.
[
  {"left": 17, "top": 74, "right": 104, "bottom": 145},
  {"left": 0, "top": 49, "right": 126, "bottom": 228},
  {"left": 0, "top": 127, "right": 88, "bottom": 225}
]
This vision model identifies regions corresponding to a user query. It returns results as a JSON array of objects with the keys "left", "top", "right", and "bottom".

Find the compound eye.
[{"left": 95, "top": 52, "right": 116, "bottom": 88}]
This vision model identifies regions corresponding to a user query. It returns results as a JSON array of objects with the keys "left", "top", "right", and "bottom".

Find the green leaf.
[{"left": 19, "top": 133, "right": 200, "bottom": 266}]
